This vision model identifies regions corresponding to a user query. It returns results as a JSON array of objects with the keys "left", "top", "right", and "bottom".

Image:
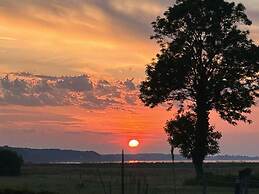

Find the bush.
[{"left": 0, "top": 149, "right": 23, "bottom": 176}]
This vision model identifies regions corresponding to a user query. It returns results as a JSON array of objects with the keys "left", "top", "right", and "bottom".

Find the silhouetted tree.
[
  {"left": 140, "top": 0, "right": 259, "bottom": 178},
  {"left": 0, "top": 149, "right": 23, "bottom": 176},
  {"left": 165, "top": 112, "right": 222, "bottom": 159}
]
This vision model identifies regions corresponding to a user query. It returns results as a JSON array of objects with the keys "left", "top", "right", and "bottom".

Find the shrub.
[{"left": 0, "top": 149, "right": 23, "bottom": 176}]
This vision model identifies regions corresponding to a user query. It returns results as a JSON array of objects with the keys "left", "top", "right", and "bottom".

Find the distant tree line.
[{"left": 0, "top": 148, "right": 23, "bottom": 176}]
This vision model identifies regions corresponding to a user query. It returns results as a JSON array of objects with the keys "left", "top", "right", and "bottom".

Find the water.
[
  {"left": 126, "top": 160, "right": 259, "bottom": 163},
  {"left": 51, "top": 160, "right": 259, "bottom": 164}
]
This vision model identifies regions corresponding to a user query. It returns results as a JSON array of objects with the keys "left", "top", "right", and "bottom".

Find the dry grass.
[{"left": 0, "top": 163, "right": 258, "bottom": 194}]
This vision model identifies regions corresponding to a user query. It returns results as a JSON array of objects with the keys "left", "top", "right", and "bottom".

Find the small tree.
[
  {"left": 140, "top": 0, "right": 259, "bottom": 178},
  {"left": 165, "top": 112, "right": 222, "bottom": 161},
  {"left": 0, "top": 149, "right": 23, "bottom": 176}
]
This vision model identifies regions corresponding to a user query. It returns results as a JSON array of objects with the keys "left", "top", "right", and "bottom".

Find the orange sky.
[{"left": 0, "top": 0, "right": 258, "bottom": 155}]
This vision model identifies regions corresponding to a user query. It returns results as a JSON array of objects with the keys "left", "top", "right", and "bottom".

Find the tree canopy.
[{"left": 0, "top": 148, "right": 23, "bottom": 176}]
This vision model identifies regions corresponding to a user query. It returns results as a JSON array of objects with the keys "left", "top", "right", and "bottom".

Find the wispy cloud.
[
  {"left": 0, "top": 0, "right": 172, "bottom": 78},
  {"left": 0, "top": 36, "right": 16, "bottom": 41},
  {"left": 0, "top": 0, "right": 258, "bottom": 78}
]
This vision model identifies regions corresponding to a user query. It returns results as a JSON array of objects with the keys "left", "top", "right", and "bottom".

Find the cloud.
[
  {"left": 0, "top": 36, "right": 16, "bottom": 41},
  {"left": 0, "top": 0, "right": 257, "bottom": 79},
  {"left": 0, "top": 0, "right": 170, "bottom": 39},
  {"left": 0, "top": 72, "right": 139, "bottom": 109},
  {"left": 0, "top": 0, "right": 173, "bottom": 78},
  {"left": 124, "top": 79, "right": 136, "bottom": 90},
  {"left": 125, "top": 94, "right": 138, "bottom": 105},
  {"left": 56, "top": 75, "right": 93, "bottom": 92},
  {"left": 95, "top": 80, "right": 120, "bottom": 97}
]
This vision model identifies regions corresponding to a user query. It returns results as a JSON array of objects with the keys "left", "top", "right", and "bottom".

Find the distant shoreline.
[
  {"left": 2, "top": 146, "right": 259, "bottom": 164},
  {"left": 48, "top": 160, "right": 259, "bottom": 164}
]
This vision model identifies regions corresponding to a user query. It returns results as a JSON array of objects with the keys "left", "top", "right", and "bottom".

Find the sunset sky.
[{"left": 0, "top": 0, "right": 258, "bottom": 155}]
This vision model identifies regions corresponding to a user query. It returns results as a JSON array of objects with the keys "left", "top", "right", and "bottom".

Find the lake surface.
[{"left": 51, "top": 160, "right": 259, "bottom": 164}]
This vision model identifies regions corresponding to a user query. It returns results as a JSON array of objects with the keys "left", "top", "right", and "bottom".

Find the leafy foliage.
[
  {"left": 140, "top": 0, "right": 258, "bottom": 123},
  {"left": 165, "top": 113, "right": 222, "bottom": 159}
]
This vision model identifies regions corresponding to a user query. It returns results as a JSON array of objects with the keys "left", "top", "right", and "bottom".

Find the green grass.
[{"left": 0, "top": 163, "right": 259, "bottom": 194}]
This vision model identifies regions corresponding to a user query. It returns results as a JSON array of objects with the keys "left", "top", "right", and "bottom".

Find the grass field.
[{"left": 0, "top": 163, "right": 259, "bottom": 194}]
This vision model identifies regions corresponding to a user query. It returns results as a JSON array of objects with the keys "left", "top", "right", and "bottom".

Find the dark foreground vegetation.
[
  {"left": 0, "top": 149, "right": 23, "bottom": 176},
  {"left": 0, "top": 163, "right": 259, "bottom": 194},
  {"left": 0, "top": 189, "right": 55, "bottom": 194}
]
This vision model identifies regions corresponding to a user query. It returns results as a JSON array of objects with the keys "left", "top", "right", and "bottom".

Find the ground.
[{"left": 0, "top": 163, "right": 259, "bottom": 194}]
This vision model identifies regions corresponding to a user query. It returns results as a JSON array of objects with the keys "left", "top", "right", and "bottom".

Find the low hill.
[
  {"left": 1, "top": 146, "right": 101, "bottom": 163},
  {"left": 1, "top": 146, "right": 259, "bottom": 163}
]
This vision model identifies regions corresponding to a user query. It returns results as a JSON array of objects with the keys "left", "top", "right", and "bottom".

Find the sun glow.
[{"left": 128, "top": 139, "right": 139, "bottom": 148}]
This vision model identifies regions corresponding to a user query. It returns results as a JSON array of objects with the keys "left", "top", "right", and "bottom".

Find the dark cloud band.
[{"left": 0, "top": 73, "right": 138, "bottom": 109}]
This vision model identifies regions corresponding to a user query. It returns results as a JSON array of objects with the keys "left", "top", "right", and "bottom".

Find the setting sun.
[{"left": 128, "top": 139, "right": 140, "bottom": 148}]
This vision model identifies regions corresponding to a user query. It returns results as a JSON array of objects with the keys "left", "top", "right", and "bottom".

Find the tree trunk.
[
  {"left": 193, "top": 74, "right": 210, "bottom": 179},
  {"left": 192, "top": 156, "right": 204, "bottom": 179},
  {"left": 193, "top": 111, "right": 209, "bottom": 178}
]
